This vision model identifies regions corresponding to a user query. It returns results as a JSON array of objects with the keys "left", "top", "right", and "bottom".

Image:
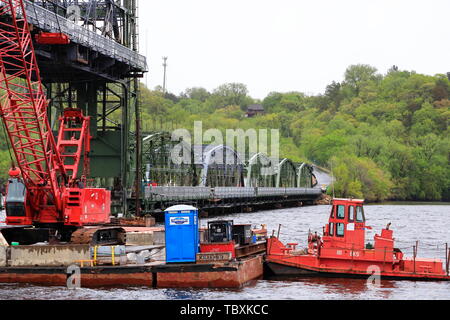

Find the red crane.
[{"left": 0, "top": 0, "right": 120, "bottom": 244}]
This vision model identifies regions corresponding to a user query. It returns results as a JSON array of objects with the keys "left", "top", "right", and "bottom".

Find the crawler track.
[{"left": 70, "top": 227, "right": 126, "bottom": 246}]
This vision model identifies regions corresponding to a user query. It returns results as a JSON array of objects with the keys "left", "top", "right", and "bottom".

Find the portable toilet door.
[{"left": 164, "top": 205, "right": 199, "bottom": 263}]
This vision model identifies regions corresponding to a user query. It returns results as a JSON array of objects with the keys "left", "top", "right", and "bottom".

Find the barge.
[
  {"left": 0, "top": 254, "right": 264, "bottom": 288},
  {"left": 0, "top": 206, "right": 267, "bottom": 289}
]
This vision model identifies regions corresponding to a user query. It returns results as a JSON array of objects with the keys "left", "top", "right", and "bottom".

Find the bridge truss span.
[{"left": 140, "top": 134, "right": 323, "bottom": 216}]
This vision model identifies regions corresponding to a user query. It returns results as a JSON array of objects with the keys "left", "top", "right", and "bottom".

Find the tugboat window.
[
  {"left": 329, "top": 223, "right": 334, "bottom": 236},
  {"left": 336, "top": 223, "right": 345, "bottom": 237},
  {"left": 349, "top": 206, "right": 355, "bottom": 222},
  {"left": 356, "top": 206, "right": 365, "bottom": 222},
  {"left": 337, "top": 205, "right": 345, "bottom": 219}
]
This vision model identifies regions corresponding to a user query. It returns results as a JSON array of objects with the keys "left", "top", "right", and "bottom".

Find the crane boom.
[
  {"left": 0, "top": 0, "right": 66, "bottom": 214},
  {"left": 0, "top": 0, "right": 112, "bottom": 231}
]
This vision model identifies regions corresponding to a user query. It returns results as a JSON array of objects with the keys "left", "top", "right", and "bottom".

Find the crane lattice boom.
[{"left": 0, "top": 0, "right": 111, "bottom": 228}]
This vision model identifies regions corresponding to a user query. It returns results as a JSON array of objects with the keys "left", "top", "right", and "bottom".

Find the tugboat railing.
[
  {"left": 413, "top": 241, "right": 419, "bottom": 274},
  {"left": 446, "top": 243, "right": 449, "bottom": 276},
  {"left": 273, "top": 245, "right": 448, "bottom": 265}
]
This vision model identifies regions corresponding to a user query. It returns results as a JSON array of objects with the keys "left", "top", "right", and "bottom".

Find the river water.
[{"left": 0, "top": 203, "right": 449, "bottom": 300}]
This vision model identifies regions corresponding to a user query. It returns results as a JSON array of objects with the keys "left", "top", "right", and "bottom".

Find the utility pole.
[{"left": 162, "top": 56, "right": 168, "bottom": 94}]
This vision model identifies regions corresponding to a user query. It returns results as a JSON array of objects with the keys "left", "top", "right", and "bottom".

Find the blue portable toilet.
[{"left": 164, "top": 205, "right": 199, "bottom": 263}]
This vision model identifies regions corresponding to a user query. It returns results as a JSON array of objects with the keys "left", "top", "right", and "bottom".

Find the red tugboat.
[{"left": 266, "top": 198, "right": 450, "bottom": 281}]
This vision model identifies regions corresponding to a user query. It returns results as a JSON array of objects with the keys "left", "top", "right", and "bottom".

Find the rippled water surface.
[{"left": 0, "top": 203, "right": 449, "bottom": 300}]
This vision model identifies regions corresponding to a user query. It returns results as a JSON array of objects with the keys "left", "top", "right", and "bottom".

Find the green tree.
[
  {"left": 330, "top": 155, "right": 392, "bottom": 202},
  {"left": 183, "top": 87, "right": 211, "bottom": 102},
  {"left": 344, "top": 64, "right": 379, "bottom": 96},
  {"left": 210, "top": 83, "right": 253, "bottom": 109}
]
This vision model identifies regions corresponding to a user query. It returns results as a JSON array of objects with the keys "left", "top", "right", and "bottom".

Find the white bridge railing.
[{"left": 144, "top": 186, "right": 323, "bottom": 201}]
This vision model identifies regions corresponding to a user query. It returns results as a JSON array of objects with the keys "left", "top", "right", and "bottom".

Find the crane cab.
[
  {"left": 5, "top": 178, "right": 33, "bottom": 226},
  {"left": 321, "top": 198, "right": 367, "bottom": 250}
]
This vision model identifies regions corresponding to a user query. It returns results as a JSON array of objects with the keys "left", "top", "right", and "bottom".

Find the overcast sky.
[{"left": 139, "top": 0, "right": 450, "bottom": 100}]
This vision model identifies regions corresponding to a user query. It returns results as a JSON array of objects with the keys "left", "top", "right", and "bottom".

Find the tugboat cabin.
[
  {"left": 323, "top": 198, "right": 367, "bottom": 251},
  {"left": 319, "top": 198, "right": 398, "bottom": 263}
]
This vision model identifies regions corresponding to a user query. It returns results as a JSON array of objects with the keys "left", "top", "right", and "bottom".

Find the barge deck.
[{"left": 0, "top": 254, "right": 264, "bottom": 289}]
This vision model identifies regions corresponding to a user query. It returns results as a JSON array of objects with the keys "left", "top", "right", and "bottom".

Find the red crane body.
[{"left": 0, "top": 0, "right": 111, "bottom": 229}]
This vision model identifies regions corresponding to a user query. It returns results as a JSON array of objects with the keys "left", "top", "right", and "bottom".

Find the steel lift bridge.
[
  {"left": 0, "top": 0, "right": 147, "bottom": 216},
  {"left": 140, "top": 132, "right": 324, "bottom": 217}
]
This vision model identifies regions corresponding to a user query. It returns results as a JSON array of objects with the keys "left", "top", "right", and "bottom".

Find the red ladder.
[{"left": 56, "top": 108, "right": 91, "bottom": 183}]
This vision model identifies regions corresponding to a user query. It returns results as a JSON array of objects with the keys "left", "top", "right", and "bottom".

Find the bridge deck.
[
  {"left": 145, "top": 186, "right": 323, "bottom": 201},
  {"left": 140, "top": 186, "right": 323, "bottom": 216},
  {"left": 22, "top": 0, "right": 146, "bottom": 72}
]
